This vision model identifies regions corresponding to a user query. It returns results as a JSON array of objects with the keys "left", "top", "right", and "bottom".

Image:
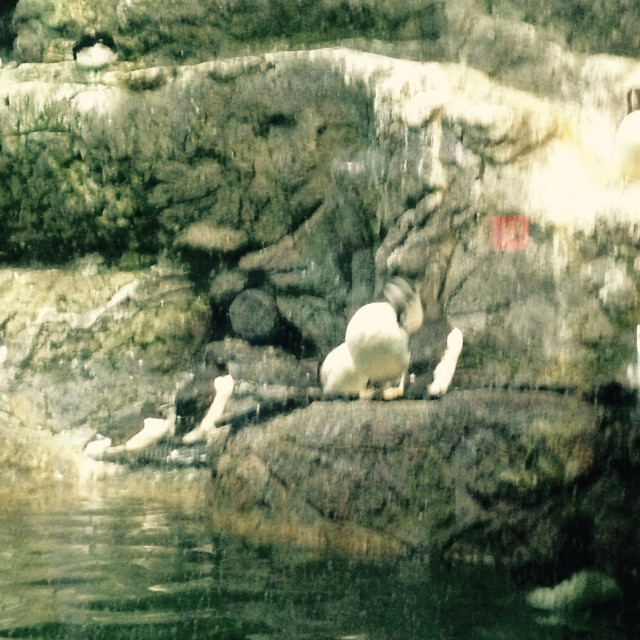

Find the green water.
[{"left": 0, "top": 470, "right": 635, "bottom": 639}]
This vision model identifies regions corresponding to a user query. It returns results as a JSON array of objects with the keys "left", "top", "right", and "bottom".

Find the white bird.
[
  {"left": 428, "top": 327, "right": 464, "bottom": 397},
  {"left": 321, "top": 277, "right": 424, "bottom": 400},
  {"left": 73, "top": 30, "right": 117, "bottom": 69},
  {"left": 613, "top": 88, "right": 640, "bottom": 183},
  {"left": 182, "top": 374, "right": 235, "bottom": 444}
]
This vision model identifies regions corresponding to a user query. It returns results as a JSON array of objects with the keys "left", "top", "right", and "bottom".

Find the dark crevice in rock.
[{"left": 0, "top": 0, "right": 17, "bottom": 52}]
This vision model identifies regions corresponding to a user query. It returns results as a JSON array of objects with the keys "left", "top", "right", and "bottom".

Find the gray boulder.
[{"left": 207, "top": 390, "right": 605, "bottom": 564}]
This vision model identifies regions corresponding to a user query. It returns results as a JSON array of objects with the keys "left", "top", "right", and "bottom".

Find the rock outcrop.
[
  {"left": 2, "top": 1, "right": 640, "bottom": 594},
  {"left": 3, "top": 44, "right": 640, "bottom": 388},
  {"left": 0, "top": 259, "right": 209, "bottom": 478},
  {"left": 207, "top": 387, "right": 640, "bottom": 588}
]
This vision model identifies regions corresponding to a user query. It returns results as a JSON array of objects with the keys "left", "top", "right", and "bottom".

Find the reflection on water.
[{"left": 0, "top": 469, "right": 636, "bottom": 640}]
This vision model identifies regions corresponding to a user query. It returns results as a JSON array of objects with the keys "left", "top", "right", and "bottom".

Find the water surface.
[{"left": 0, "top": 470, "right": 635, "bottom": 639}]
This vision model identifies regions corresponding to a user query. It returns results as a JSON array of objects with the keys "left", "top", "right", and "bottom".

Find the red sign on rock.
[{"left": 491, "top": 215, "right": 529, "bottom": 251}]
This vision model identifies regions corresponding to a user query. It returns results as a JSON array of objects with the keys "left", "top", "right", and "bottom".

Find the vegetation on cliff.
[{"left": 0, "top": 60, "right": 371, "bottom": 265}]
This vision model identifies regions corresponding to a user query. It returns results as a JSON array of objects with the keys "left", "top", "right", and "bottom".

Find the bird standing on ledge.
[
  {"left": 73, "top": 30, "right": 118, "bottom": 69},
  {"left": 321, "top": 277, "right": 424, "bottom": 400}
]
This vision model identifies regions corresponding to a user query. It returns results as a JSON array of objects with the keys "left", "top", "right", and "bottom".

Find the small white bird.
[
  {"left": 613, "top": 88, "right": 640, "bottom": 183},
  {"left": 183, "top": 375, "right": 235, "bottom": 444},
  {"left": 73, "top": 30, "right": 118, "bottom": 69},
  {"left": 428, "top": 327, "right": 464, "bottom": 397},
  {"left": 321, "top": 277, "right": 424, "bottom": 400}
]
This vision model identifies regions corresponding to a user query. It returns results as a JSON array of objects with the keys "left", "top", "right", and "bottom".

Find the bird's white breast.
[
  {"left": 320, "top": 342, "right": 368, "bottom": 396},
  {"left": 345, "top": 301, "right": 410, "bottom": 382}
]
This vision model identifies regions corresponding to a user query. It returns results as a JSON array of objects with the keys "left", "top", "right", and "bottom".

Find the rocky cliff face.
[
  {"left": 1, "top": 0, "right": 640, "bottom": 592},
  {"left": 2, "top": 44, "right": 640, "bottom": 391}
]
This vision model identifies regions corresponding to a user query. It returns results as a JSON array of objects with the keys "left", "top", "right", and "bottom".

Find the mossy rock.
[{"left": 0, "top": 57, "right": 371, "bottom": 264}]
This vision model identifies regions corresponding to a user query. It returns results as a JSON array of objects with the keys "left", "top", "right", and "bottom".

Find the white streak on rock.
[
  {"left": 182, "top": 375, "right": 235, "bottom": 444},
  {"left": 429, "top": 328, "right": 463, "bottom": 398}
]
